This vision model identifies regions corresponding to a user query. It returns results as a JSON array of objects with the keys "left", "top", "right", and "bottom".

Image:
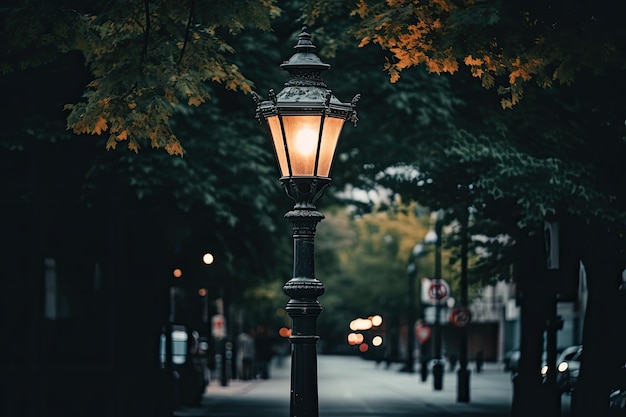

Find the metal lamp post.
[
  {"left": 457, "top": 208, "right": 471, "bottom": 402},
  {"left": 253, "top": 26, "right": 359, "bottom": 417},
  {"left": 401, "top": 242, "right": 427, "bottom": 373},
  {"left": 430, "top": 211, "right": 445, "bottom": 390}
]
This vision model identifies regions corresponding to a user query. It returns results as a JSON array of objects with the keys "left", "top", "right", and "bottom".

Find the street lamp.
[
  {"left": 457, "top": 209, "right": 471, "bottom": 402},
  {"left": 430, "top": 210, "right": 445, "bottom": 391},
  {"left": 401, "top": 242, "right": 427, "bottom": 373},
  {"left": 253, "top": 26, "right": 359, "bottom": 417}
]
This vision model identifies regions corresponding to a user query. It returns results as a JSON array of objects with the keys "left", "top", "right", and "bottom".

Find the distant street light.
[
  {"left": 253, "top": 26, "right": 359, "bottom": 417},
  {"left": 428, "top": 210, "right": 445, "bottom": 391},
  {"left": 400, "top": 242, "right": 427, "bottom": 373},
  {"left": 202, "top": 252, "right": 214, "bottom": 265}
]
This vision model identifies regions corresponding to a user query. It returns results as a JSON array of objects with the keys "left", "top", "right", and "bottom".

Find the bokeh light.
[
  {"left": 202, "top": 253, "right": 214, "bottom": 265},
  {"left": 347, "top": 333, "right": 364, "bottom": 345}
]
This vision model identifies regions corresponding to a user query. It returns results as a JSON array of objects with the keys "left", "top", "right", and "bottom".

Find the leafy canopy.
[
  {"left": 348, "top": 0, "right": 626, "bottom": 108},
  {"left": 1, "top": 0, "right": 278, "bottom": 154}
]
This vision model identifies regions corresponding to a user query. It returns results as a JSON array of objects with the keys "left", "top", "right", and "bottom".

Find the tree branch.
[
  {"left": 139, "top": 0, "right": 151, "bottom": 72},
  {"left": 178, "top": 0, "right": 195, "bottom": 66}
]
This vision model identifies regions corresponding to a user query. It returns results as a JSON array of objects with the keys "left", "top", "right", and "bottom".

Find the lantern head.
[{"left": 253, "top": 26, "right": 359, "bottom": 206}]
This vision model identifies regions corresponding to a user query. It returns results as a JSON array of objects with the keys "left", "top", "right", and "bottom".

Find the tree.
[
  {"left": 348, "top": 0, "right": 626, "bottom": 109},
  {"left": 304, "top": 1, "right": 626, "bottom": 415},
  {"left": 0, "top": 4, "right": 294, "bottom": 415},
  {"left": 1, "top": 0, "right": 278, "bottom": 154}
]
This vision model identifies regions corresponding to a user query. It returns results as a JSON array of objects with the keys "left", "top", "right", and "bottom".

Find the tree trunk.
[
  {"left": 571, "top": 228, "right": 623, "bottom": 417},
  {"left": 511, "top": 231, "right": 553, "bottom": 417}
]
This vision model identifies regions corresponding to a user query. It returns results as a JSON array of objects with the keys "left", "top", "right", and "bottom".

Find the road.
[{"left": 174, "top": 354, "right": 543, "bottom": 417}]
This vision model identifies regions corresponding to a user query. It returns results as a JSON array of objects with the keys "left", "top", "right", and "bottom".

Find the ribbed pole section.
[{"left": 283, "top": 207, "right": 325, "bottom": 417}]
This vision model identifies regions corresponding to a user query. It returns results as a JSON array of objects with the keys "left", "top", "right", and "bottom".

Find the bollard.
[
  {"left": 420, "top": 359, "right": 429, "bottom": 382},
  {"left": 433, "top": 360, "right": 444, "bottom": 390}
]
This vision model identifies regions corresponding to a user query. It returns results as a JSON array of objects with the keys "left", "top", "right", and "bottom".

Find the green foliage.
[
  {"left": 1, "top": 0, "right": 278, "bottom": 154},
  {"left": 299, "top": 0, "right": 626, "bottom": 313},
  {"left": 316, "top": 202, "right": 432, "bottom": 345},
  {"left": 347, "top": 0, "right": 626, "bottom": 108}
]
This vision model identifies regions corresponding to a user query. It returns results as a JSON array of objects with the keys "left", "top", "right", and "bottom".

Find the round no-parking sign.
[
  {"left": 428, "top": 279, "right": 450, "bottom": 303},
  {"left": 449, "top": 307, "right": 472, "bottom": 327}
]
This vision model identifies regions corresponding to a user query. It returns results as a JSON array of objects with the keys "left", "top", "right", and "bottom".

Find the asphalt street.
[{"left": 173, "top": 354, "right": 569, "bottom": 417}]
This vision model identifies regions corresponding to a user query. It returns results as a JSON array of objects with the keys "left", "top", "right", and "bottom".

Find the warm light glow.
[
  {"left": 294, "top": 127, "right": 318, "bottom": 157},
  {"left": 372, "top": 336, "right": 383, "bottom": 347},
  {"left": 350, "top": 318, "right": 373, "bottom": 331},
  {"left": 268, "top": 116, "right": 289, "bottom": 176},
  {"left": 283, "top": 115, "right": 320, "bottom": 176},
  {"left": 359, "top": 343, "right": 369, "bottom": 353},
  {"left": 202, "top": 253, "right": 214, "bottom": 265},
  {"left": 557, "top": 361, "right": 569, "bottom": 373},
  {"left": 198, "top": 288, "right": 207, "bottom": 296},
  {"left": 316, "top": 117, "right": 344, "bottom": 177},
  {"left": 173, "top": 268, "right": 182, "bottom": 278},
  {"left": 279, "top": 327, "right": 291, "bottom": 337},
  {"left": 267, "top": 114, "right": 345, "bottom": 178},
  {"left": 371, "top": 315, "right": 383, "bottom": 327},
  {"left": 347, "top": 333, "right": 365, "bottom": 345}
]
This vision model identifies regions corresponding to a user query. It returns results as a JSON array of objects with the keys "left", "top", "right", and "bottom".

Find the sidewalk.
[
  {"left": 173, "top": 356, "right": 519, "bottom": 417},
  {"left": 173, "top": 359, "right": 291, "bottom": 416}
]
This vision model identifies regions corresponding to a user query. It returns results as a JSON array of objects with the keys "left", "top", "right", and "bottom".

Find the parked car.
[
  {"left": 504, "top": 350, "right": 520, "bottom": 373},
  {"left": 159, "top": 325, "right": 209, "bottom": 407},
  {"left": 541, "top": 345, "right": 582, "bottom": 394},
  {"left": 609, "top": 365, "right": 626, "bottom": 416},
  {"left": 610, "top": 388, "right": 626, "bottom": 416}
]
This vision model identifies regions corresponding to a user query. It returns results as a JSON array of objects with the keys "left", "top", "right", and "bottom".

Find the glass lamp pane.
[
  {"left": 282, "top": 115, "right": 322, "bottom": 176},
  {"left": 267, "top": 116, "right": 290, "bottom": 177},
  {"left": 317, "top": 117, "right": 345, "bottom": 177}
]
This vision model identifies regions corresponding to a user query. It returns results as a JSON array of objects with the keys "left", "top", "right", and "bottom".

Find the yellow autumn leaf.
[
  {"left": 165, "top": 140, "right": 184, "bottom": 157},
  {"left": 351, "top": 0, "right": 369, "bottom": 18},
  {"left": 188, "top": 96, "right": 204, "bottom": 106},
  {"left": 105, "top": 135, "right": 118, "bottom": 150},
  {"left": 464, "top": 55, "right": 483, "bottom": 66},
  {"left": 128, "top": 140, "right": 140, "bottom": 153},
  {"left": 471, "top": 67, "right": 484, "bottom": 77},
  {"left": 93, "top": 117, "right": 108, "bottom": 135},
  {"left": 116, "top": 130, "right": 128, "bottom": 141},
  {"left": 426, "top": 59, "right": 443, "bottom": 74},
  {"left": 358, "top": 36, "right": 371, "bottom": 48},
  {"left": 441, "top": 56, "right": 459, "bottom": 74}
]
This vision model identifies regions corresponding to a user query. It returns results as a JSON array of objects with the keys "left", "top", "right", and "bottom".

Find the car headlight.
[
  {"left": 557, "top": 362, "right": 569, "bottom": 373},
  {"left": 541, "top": 365, "right": 549, "bottom": 376}
]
